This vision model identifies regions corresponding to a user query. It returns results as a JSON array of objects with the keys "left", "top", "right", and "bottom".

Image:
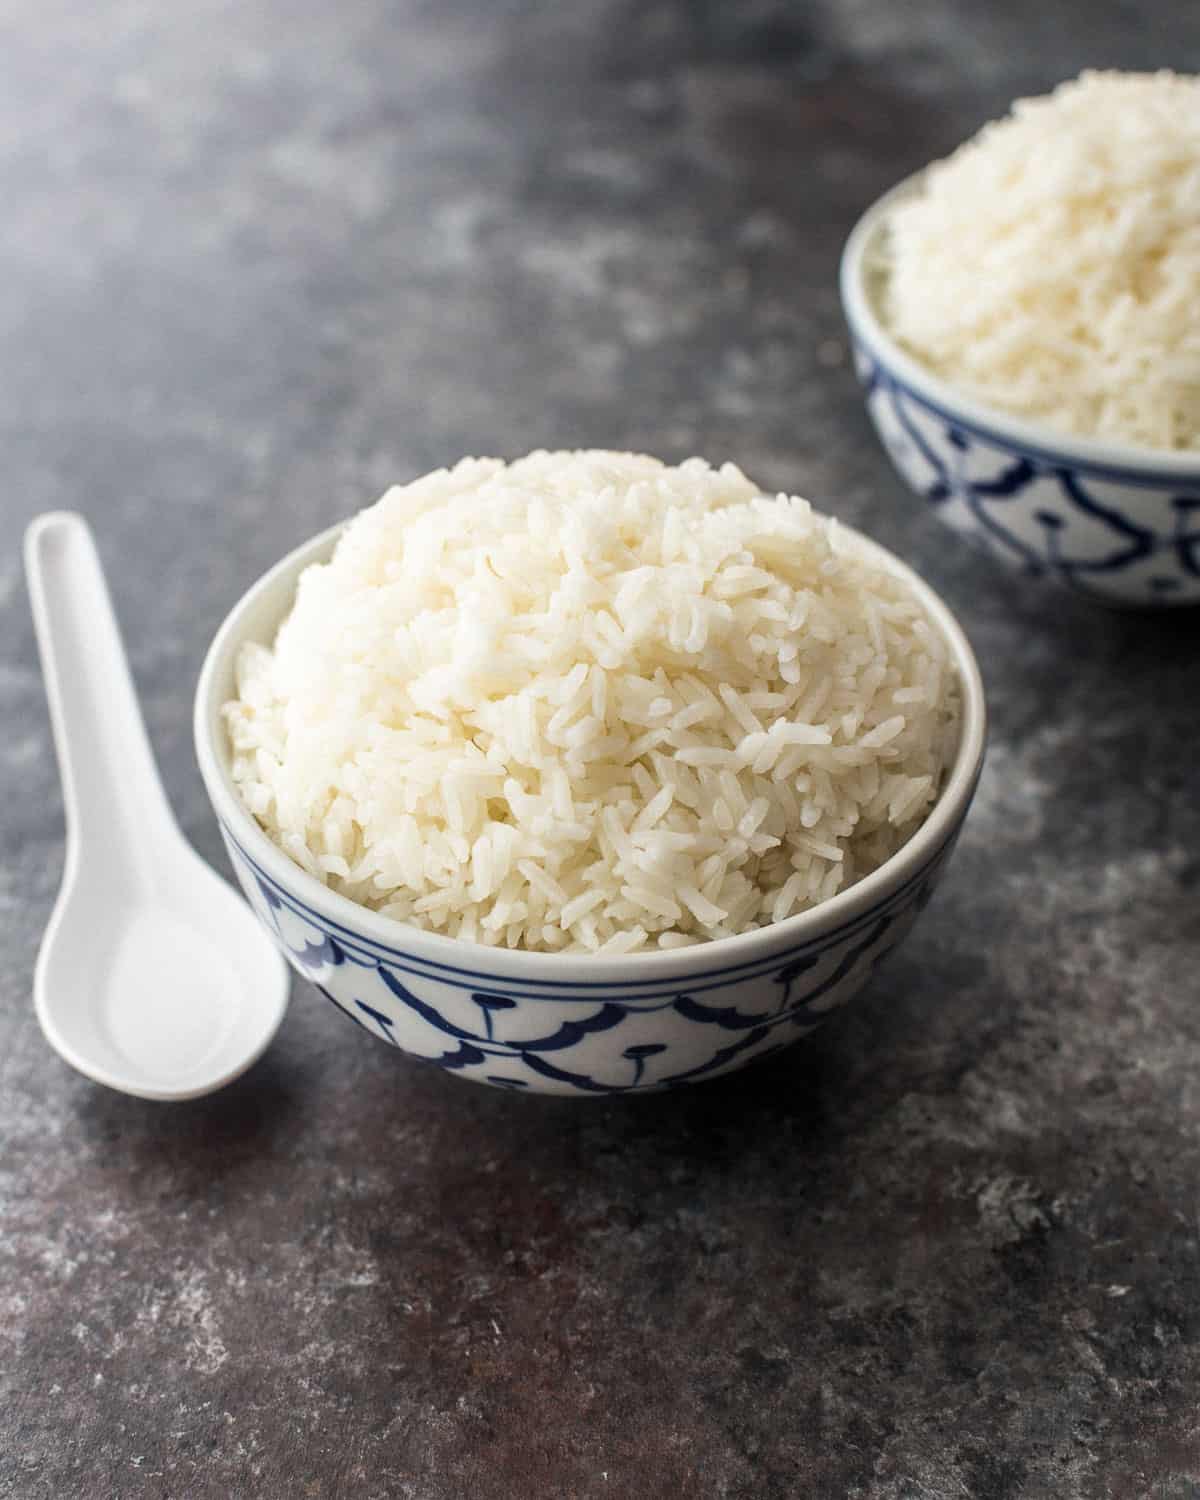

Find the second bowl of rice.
[
  {"left": 841, "top": 71, "right": 1200, "bottom": 608},
  {"left": 195, "top": 451, "right": 985, "bottom": 1094}
]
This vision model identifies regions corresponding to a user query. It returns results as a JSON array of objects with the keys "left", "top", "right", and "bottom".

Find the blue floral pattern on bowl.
[
  {"left": 852, "top": 343, "right": 1200, "bottom": 607},
  {"left": 220, "top": 823, "right": 961, "bottom": 1096}
]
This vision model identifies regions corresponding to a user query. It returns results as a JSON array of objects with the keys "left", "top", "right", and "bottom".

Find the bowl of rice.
[
  {"left": 195, "top": 451, "right": 985, "bottom": 1095},
  {"left": 840, "top": 70, "right": 1200, "bottom": 607}
]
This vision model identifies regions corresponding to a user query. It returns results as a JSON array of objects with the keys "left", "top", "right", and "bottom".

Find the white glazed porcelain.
[
  {"left": 25, "top": 512, "right": 289, "bottom": 1101},
  {"left": 841, "top": 176, "right": 1200, "bottom": 608},
  {"left": 195, "top": 522, "right": 986, "bottom": 1096}
]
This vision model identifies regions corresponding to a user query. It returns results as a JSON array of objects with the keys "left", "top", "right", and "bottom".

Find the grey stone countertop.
[{"left": 3, "top": 3, "right": 1199, "bottom": 1497}]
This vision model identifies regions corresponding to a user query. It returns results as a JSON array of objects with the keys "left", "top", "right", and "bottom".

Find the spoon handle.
[{"left": 25, "top": 512, "right": 178, "bottom": 879}]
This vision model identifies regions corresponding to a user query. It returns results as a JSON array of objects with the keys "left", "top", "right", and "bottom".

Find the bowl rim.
[
  {"left": 839, "top": 172, "right": 1200, "bottom": 482},
  {"left": 194, "top": 516, "right": 987, "bottom": 982}
]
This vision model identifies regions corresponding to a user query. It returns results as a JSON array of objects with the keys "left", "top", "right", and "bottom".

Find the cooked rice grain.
[
  {"left": 224, "top": 451, "right": 959, "bottom": 952},
  {"left": 882, "top": 70, "right": 1200, "bottom": 450}
]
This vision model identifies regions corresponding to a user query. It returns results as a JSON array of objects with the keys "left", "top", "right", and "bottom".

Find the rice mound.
[
  {"left": 224, "top": 451, "right": 960, "bottom": 953},
  {"left": 881, "top": 70, "right": 1200, "bottom": 451}
]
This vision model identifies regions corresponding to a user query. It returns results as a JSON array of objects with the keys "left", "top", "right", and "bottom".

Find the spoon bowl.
[
  {"left": 25, "top": 512, "right": 289, "bottom": 1101},
  {"left": 35, "top": 849, "right": 288, "bottom": 1101}
]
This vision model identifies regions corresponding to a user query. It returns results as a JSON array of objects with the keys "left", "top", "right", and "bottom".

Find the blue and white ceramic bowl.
[
  {"left": 840, "top": 177, "right": 1200, "bottom": 608},
  {"left": 194, "top": 523, "right": 987, "bottom": 1097}
]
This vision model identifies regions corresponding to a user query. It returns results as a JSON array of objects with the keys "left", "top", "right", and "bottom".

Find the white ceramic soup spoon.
[{"left": 24, "top": 512, "right": 289, "bottom": 1100}]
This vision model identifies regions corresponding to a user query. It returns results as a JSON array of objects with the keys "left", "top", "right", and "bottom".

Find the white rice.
[
  {"left": 880, "top": 70, "right": 1200, "bottom": 451},
  {"left": 224, "top": 451, "right": 960, "bottom": 953}
]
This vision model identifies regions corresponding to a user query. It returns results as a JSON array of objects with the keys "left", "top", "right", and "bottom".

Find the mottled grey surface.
[{"left": 3, "top": 2, "right": 1200, "bottom": 1496}]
